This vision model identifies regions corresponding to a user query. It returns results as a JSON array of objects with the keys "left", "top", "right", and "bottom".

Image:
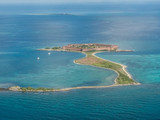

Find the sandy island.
[{"left": 8, "top": 44, "right": 140, "bottom": 92}]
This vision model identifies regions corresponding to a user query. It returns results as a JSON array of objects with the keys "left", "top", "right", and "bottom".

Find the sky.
[{"left": 0, "top": 0, "right": 159, "bottom": 4}]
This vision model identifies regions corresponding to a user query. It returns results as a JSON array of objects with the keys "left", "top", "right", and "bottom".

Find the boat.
[{"left": 37, "top": 57, "right": 40, "bottom": 60}]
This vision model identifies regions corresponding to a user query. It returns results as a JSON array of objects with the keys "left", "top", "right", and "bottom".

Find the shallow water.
[
  {"left": 97, "top": 52, "right": 160, "bottom": 84},
  {"left": 0, "top": 51, "right": 116, "bottom": 88}
]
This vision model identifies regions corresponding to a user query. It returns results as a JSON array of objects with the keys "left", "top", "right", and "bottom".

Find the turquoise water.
[
  {"left": 0, "top": 3, "right": 160, "bottom": 120},
  {"left": 97, "top": 52, "right": 160, "bottom": 84},
  {"left": 0, "top": 51, "right": 116, "bottom": 88}
]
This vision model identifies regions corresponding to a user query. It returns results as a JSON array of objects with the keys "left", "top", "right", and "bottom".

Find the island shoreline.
[{"left": 7, "top": 50, "right": 140, "bottom": 92}]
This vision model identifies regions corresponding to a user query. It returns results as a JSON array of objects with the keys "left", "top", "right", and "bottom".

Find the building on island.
[{"left": 62, "top": 43, "right": 118, "bottom": 52}]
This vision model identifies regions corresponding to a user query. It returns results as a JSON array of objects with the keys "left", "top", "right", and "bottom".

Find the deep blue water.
[{"left": 0, "top": 3, "right": 160, "bottom": 120}]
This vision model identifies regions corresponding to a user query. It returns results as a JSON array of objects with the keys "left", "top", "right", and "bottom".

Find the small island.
[
  {"left": 8, "top": 43, "right": 140, "bottom": 92},
  {"left": 41, "top": 43, "right": 119, "bottom": 52}
]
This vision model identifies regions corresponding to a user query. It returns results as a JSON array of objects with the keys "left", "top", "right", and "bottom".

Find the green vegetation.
[
  {"left": 77, "top": 51, "right": 136, "bottom": 84},
  {"left": 20, "top": 87, "right": 57, "bottom": 92},
  {"left": 52, "top": 47, "right": 61, "bottom": 49},
  {"left": 44, "top": 47, "right": 61, "bottom": 50},
  {"left": 117, "top": 73, "right": 134, "bottom": 84},
  {"left": 93, "top": 62, "right": 135, "bottom": 84},
  {"left": 75, "top": 44, "right": 96, "bottom": 49}
]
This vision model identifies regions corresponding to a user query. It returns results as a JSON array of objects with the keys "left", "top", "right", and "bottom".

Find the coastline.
[
  {"left": 73, "top": 52, "right": 120, "bottom": 85},
  {"left": 74, "top": 51, "right": 140, "bottom": 85},
  {"left": 92, "top": 52, "right": 132, "bottom": 79},
  {"left": 8, "top": 83, "right": 140, "bottom": 92},
  {"left": 7, "top": 50, "right": 140, "bottom": 92}
]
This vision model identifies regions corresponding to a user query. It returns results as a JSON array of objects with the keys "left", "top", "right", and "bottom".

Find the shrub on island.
[
  {"left": 52, "top": 47, "right": 61, "bottom": 49},
  {"left": 20, "top": 87, "right": 56, "bottom": 91}
]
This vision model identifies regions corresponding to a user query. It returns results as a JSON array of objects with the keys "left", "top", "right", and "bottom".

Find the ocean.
[{"left": 0, "top": 3, "right": 160, "bottom": 120}]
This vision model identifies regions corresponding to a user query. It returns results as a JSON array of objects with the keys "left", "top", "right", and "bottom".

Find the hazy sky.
[{"left": 0, "top": 0, "right": 159, "bottom": 4}]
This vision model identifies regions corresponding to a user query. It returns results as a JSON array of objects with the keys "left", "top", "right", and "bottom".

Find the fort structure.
[{"left": 62, "top": 43, "right": 118, "bottom": 52}]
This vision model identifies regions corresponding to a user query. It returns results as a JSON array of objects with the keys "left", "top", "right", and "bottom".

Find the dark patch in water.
[
  {"left": 0, "top": 88, "right": 8, "bottom": 91},
  {"left": 74, "top": 80, "right": 101, "bottom": 87}
]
